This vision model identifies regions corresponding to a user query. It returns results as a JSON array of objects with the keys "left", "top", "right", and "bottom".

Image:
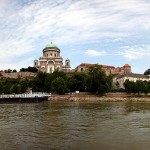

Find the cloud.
[
  {"left": 85, "top": 50, "right": 106, "bottom": 57},
  {"left": 0, "top": 0, "right": 150, "bottom": 70},
  {"left": 116, "top": 45, "right": 150, "bottom": 60}
]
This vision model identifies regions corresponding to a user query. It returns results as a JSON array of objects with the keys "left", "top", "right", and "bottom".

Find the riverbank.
[{"left": 49, "top": 92, "right": 150, "bottom": 102}]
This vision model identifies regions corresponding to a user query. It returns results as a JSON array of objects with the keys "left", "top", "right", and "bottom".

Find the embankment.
[{"left": 48, "top": 92, "right": 150, "bottom": 102}]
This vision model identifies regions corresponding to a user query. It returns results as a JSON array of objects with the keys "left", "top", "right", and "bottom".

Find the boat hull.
[{"left": 0, "top": 96, "right": 48, "bottom": 103}]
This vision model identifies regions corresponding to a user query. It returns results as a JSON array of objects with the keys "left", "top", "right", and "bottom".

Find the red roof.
[
  {"left": 102, "top": 65, "right": 115, "bottom": 69},
  {"left": 79, "top": 63, "right": 96, "bottom": 67},
  {"left": 79, "top": 63, "right": 115, "bottom": 69},
  {"left": 123, "top": 64, "right": 131, "bottom": 67}
]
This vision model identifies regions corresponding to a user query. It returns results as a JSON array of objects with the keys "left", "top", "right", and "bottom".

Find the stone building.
[
  {"left": 34, "top": 42, "right": 71, "bottom": 73},
  {"left": 114, "top": 73, "right": 150, "bottom": 89},
  {"left": 75, "top": 63, "right": 131, "bottom": 76}
]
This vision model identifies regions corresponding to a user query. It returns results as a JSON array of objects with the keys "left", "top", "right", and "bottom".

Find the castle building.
[
  {"left": 114, "top": 73, "right": 150, "bottom": 89},
  {"left": 75, "top": 63, "right": 131, "bottom": 76},
  {"left": 34, "top": 42, "right": 71, "bottom": 73}
]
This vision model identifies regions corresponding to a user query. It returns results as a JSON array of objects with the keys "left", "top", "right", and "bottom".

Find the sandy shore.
[{"left": 49, "top": 93, "right": 150, "bottom": 102}]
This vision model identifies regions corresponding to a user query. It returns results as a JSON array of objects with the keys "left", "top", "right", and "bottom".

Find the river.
[{"left": 0, "top": 101, "right": 150, "bottom": 150}]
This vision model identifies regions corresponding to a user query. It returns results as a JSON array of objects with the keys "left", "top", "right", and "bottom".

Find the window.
[
  {"left": 81, "top": 68, "right": 83, "bottom": 72},
  {"left": 66, "top": 62, "right": 69, "bottom": 66},
  {"left": 50, "top": 67, "right": 52, "bottom": 73}
]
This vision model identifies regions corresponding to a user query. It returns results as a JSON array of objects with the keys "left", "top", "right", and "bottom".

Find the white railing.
[{"left": 0, "top": 92, "right": 51, "bottom": 98}]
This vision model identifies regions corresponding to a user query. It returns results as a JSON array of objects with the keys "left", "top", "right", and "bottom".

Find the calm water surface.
[{"left": 0, "top": 101, "right": 150, "bottom": 150}]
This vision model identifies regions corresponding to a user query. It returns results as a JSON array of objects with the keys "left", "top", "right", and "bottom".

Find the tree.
[
  {"left": 124, "top": 79, "right": 137, "bottom": 93},
  {"left": 31, "top": 72, "right": 48, "bottom": 92},
  {"left": 52, "top": 70, "right": 67, "bottom": 80},
  {"left": 3, "top": 82, "right": 12, "bottom": 94},
  {"left": 11, "top": 84, "right": 20, "bottom": 94},
  {"left": 27, "top": 66, "right": 38, "bottom": 73},
  {"left": 86, "top": 65, "right": 112, "bottom": 95},
  {"left": 44, "top": 74, "right": 53, "bottom": 92},
  {"left": 20, "top": 79, "right": 29, "bottom": 93},
  {"left": 20, "top": 67, "right": 38, "bottom": 73},
  {"left": 51, "top": 77, "right": 67, "bottom": 94},
  {"left": 0, "top": 81, "right": 4, "bottom": 94},
  {"left": 4, "top": 69, "right": 12, "bottom": 73},
  {"left": 13, "top": 69, "right": 17, "bottom": 72},
  {"left": 135, "top": 80, "right": 146, "bottom": 94},
  {"left": 68, "top": 72, "right": 87, "bottom": 92},
  {"left": 124, "top": 79, "right": 150, "bottom": 94}
]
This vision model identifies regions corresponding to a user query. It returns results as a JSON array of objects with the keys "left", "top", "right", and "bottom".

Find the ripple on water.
[{"left": 0, "top": 102, "right": 150, "bottom": 150}]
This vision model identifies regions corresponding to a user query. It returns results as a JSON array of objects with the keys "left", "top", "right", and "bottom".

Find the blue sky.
[{"left": 0, "top": 0, "right": 150, "bottom": 73}]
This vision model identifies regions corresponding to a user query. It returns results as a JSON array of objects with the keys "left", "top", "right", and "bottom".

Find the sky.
[{"left": 0, "top": 0, "right": 150, "bottom": 73}]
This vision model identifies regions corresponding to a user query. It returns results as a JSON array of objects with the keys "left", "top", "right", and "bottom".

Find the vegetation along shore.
[{"left": 0, "top": 65, "right": 150, "bottom": 100}]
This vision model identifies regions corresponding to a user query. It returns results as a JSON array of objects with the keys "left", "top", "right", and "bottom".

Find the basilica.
[{"left": 34, "top": 42, "right": 71, "bottom": 73}]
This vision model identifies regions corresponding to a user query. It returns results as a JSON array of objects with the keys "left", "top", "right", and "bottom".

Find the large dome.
[
  {"left": 45, "top": 42, "right": 59, "bottom": 49},
  {"left": 43, "top": 42, "right": 60, "bottom": 52}
]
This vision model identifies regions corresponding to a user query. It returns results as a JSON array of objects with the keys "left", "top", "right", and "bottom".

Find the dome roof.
[
  {"left": 44, "top": 42, "right": 59, "bottom": 49},
  {"left": 34, "top": 58, "right": 38, "bottom": 61}
]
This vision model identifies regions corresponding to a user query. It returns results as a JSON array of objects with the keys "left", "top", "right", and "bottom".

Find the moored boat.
[{"left": 0, "top": 93, "right": 50, "bottom": 103}]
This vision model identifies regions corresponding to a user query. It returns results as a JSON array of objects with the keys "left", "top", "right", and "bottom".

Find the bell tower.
[
  {"left": 34, "top": 59, "right": 38, "bottom": 67},
  {"left": 65, "top": 58, "right": 70, "bottom": 68}
]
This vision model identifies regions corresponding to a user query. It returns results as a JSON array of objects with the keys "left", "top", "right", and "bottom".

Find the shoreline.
[{"left": 49, "top": 93, "right": 150, "bottom": 102}]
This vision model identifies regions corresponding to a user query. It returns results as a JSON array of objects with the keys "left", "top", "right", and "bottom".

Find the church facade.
[{"left": 34, "top": 42, "right": 71, "bottom": 73}]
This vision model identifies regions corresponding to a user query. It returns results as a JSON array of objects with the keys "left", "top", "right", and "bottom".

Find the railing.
[{"left": 0, "top": 92, "right": 51, "bottom": 98}]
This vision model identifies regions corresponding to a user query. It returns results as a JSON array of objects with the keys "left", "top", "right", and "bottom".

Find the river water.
[{"left": 0, "top": 101, "right": 150, "bottom": 150}]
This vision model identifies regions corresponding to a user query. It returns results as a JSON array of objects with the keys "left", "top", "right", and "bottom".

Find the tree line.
[
  {"left": 4, "top": 67, "right": 38, "bottom": 73},
  {"left": 0, "top": 65, "right": 113, "bottom": 95},
  {"left": 124, "top": 79, "right": 150, "bottom": 94}
]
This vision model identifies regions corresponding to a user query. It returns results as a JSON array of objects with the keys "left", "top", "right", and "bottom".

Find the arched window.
[{"left": 48, "top": 61, "right": 54, "bottom": 64}]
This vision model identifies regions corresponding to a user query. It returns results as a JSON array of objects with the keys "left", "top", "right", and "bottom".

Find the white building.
[
  {"left": 34, "top": 42, "right": 71, "bottom": 73},
  {"left": 114, "top": 73, "right": 150, "bottom": 89}
]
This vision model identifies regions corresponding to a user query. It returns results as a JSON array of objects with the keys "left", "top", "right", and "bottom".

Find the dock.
[{"left": 0, "top": 93, "right": 51, "bottom": 103}]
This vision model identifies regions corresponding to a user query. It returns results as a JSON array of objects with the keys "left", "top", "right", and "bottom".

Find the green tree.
[
  {"left": 51, "top": 77, "right": 67, "bottom": 94},
  {"left": 13, "top": 69, "right": 17, "bottom": 72},
  {"left": 86, "top": 65, "right": 112, "bottom": 95},
  {"left": 27, "top": 66, "right": 38, "bottom": 73},
  {"left": 68, "top": 72, "right": 87, "bottom": 92},
  {"left": 11, "top": 84, "right": 20, "bottom": 94},
  {"left": 20, "top": 67, "right": 38, "bottom": 73},
  {"left": 31, "top": 72, "right": 48, "bottom": 92},
  {"left": 124, "top": 79, "right": 135, "bottom": 93},
  {"left": 4, "top": 69, "right": 12, "bottom": 73},
  {"left": 20, "top": 79, "right": 29, "bottom": 93},
  {"left": 135, "top": 80, "right": 146, "bottom": 94},
  {"left": 44, "top": 74, "right": 53, "bottom": 92},
  {"left": 52, "top": 70, "right": 67, "bottom": 80},
  {"left": 0, "top": 81, "right": 4, "bottom": 94},
  {"left": 3, "top": 82, "right": 12, "bottom": 94}
]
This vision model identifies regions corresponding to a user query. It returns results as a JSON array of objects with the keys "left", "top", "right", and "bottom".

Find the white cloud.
[
  {"left": 85, "top": 50, "right": 106, "bottom": 57},
  {"left": 0, "top": 0, "right": 150, "bottom": 70},
  {"left": 116, "top": 45, "right": 150, "bottom": 60}
]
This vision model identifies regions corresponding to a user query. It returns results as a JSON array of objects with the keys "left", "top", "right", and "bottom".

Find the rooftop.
[
  {"left": 117, "top": 73, "right": 149, "bottom": 79},
  {"left": 44, "top": 42, "right": 59, "bottom": 49}
]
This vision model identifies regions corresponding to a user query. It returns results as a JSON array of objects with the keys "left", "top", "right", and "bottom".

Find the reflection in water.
[{"left": 0, "top": 102, "right": 150, "bottom": 150}]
